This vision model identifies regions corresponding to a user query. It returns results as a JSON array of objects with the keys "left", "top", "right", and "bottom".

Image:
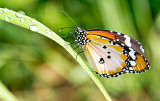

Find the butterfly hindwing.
[{"left": 126, "top": 50, "right": 150, "bottom": 73}]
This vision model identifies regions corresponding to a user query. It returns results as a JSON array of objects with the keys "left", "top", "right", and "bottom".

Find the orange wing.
[
  {"left": 83, "top": 33, "right": 150, "bottom": 78},
  {"left": 127, "top": 52, "right": 150, "bottom": 73},
  {"left": 86, "top": 30, "right": 116, "bottom": 40},
  {"left": 86, "top": 29, "right": 144, "bottom": 54}
]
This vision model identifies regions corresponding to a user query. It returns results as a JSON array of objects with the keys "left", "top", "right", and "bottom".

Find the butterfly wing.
[
  {"left": 86, "top": 29, "right": 144, "bottom": 54},
  {"left": 83, "top": 36, "right": 129, "bottom": 78},
  {"left": 83, "top": 30, "right": 150, "bottom": 78},
  {"left": 126, "top": 50, "right": 150, "bottom": 74}
]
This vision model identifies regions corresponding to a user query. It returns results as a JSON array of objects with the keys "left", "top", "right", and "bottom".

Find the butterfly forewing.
[
  {"left": 86, "top": 29, "right": 144, "bottom": 54},
  {"left": 83, "top": 37, "right": 129, "bottom": 78}
]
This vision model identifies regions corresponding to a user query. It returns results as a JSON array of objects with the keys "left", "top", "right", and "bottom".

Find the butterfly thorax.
[{"left": 75, "top": 27, "right": 89, "bottom": 46}]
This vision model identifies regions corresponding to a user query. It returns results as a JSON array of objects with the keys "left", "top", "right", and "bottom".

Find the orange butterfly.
[
  {"left": 61, "top": 11, "right": 150, "bottom": 78},
  {"left": 75, "top": 27, "right": 150, "bottom": 78}
]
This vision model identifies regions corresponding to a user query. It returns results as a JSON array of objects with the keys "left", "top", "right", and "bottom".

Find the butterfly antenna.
[{"left": 61, "top": 11, "right": 78, "bottom": 27}]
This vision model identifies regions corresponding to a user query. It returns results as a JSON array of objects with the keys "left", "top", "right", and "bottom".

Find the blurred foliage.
[{"left": 0, "top": 0, "right": 160, "bottom": 101}]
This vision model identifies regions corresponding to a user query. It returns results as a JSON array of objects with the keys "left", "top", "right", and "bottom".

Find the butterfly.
[
  {"left": 75, "top": 27, "right": 150, "bottom": 78},
  {"left": 61, "top": 11, "right": 151, "bottom": 78}
]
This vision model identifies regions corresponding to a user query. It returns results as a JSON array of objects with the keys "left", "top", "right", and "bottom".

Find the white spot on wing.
[
  {"left": 129, "top": 61, "right": 136, "bottom": 66},
  {"left": 116, "top": 39, "right": 119, "bottom": 41},
  {"left": 125, "top": 70, "right": 129, "bottom": 73},
  {"left": 140, "top": 45, "right": 144, "bottom": 53},
  {"left": 124, "top": 35, "right": 131, "bottom": 47},
  {"left": 121, "top": 43, "right": 125, "bottom": 46},
  {"left": 129, "top": 51, "right": 136, "bottom": 60}
]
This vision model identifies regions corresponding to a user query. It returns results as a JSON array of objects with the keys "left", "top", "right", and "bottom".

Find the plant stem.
[{"left": 0, "top": 82, "right": 18, "bottom": 101}]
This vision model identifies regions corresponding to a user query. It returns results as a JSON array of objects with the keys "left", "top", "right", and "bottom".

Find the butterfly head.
[{"left": 75, "top": 27, "right": 89, "bottom": 46}]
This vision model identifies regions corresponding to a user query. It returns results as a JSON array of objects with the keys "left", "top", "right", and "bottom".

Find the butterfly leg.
[
  {"left": 60, "top": 31, "right": 77, "bottom": 47},
  {"left": 60, "top": 32, "right": 76, "bottom": 39},
  {"left": 73, "top": 45, "right": 80, "bottom": 50},
  {"left": 76, "top": 49, "right": 85, "bottom": 59}
]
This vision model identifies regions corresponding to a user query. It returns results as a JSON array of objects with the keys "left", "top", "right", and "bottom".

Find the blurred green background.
[{"left": 0, "top": 0, "right": 159, "bottom": 101}]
